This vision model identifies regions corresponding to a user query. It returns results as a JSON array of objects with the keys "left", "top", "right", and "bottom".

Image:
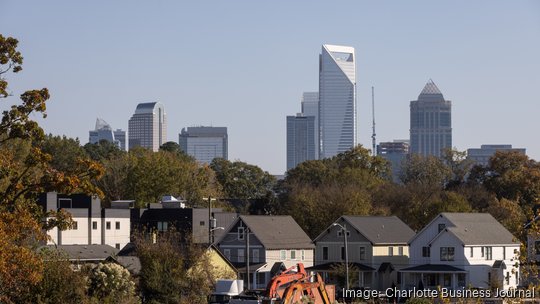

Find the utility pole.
[
  {"left": 372, "top": 86, "right": 376, "bottom": 156},
  {"left": 245, "top": 227, "right": 250, "bottom": 290},
  {"left": 333, "top": 223, "right": 349, "bottom": 290},
  {"left": 208, "top": 196, "right": 212, "bottom": 244}
]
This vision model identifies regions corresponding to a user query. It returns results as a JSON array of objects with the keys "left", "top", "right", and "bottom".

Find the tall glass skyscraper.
[
  {"left": 128, "top": 102, "right": 167, "bottom": 151},
  {"left": 409, "top": 80, "right": 452, "bottom": 157},
  {"left": 286, "top": 114, "right": 316, "bottom": 170},
  {"left": 301, "top": 92, "right": 319, "bottom": 160},
  {"left": 319, "top": 44, "right": 356, "bottom": 159}
]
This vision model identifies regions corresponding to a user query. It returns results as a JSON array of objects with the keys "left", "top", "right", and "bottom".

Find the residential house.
[
  {"left": 215, "top": 215, "right": 315, "bottom": 289},
  {"left": 39, "top": 192, "right": 130, "bottom": 250},
  {"left": 402, "top": 213, "right": 520, "bottom": 290},
  {"left": 130, "top": 204, "right": 238, "bottom": 244},
  {"left": 310, "top": 216, "right": 415, "bottom": 290}
]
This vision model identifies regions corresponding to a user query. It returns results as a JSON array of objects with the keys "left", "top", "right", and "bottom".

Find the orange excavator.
[{"left": 262, "top": 263, "right": 334, "bottom": 304}]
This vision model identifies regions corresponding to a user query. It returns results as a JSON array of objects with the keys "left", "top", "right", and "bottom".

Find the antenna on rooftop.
[{"left": 371, "top": 86, "right": 376, "bottom": 156}]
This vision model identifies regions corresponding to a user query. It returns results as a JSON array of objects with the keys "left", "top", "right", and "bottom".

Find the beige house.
[{"left": 310, "top": 216, "right": 415, "bottom": 290}]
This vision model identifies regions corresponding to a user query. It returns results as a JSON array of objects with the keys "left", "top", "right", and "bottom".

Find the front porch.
[
  {"left": 400, "top": 264, "right": 468, "bottom": 290},
  {"left": 306, "top": 262, "right": 376, "bottom": 289}
]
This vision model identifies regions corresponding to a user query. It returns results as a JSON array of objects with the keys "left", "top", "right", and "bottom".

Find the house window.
[
  {"left": 322, "top": 247, "right": 328, "bottom": 261},
  {"left": 481, "top": 247, "right": 485, "bottom": 257},
  {"left": 503, "top": 247, "right": 506, "bottom": 260},
  {"left": 115, "top": 221, "right": 120, "bottom": 230},
  {"left": 106, "top": 221, "right": 111, "bottom": 230},
  {"left": 238, "top": 227, "right": 245, "bottom": 240},
  {"left": 388, "top": 247, "right": 394, "bottom": 257},
  {"left": 238, "top": 249, "right": 245, "bottom": 263},
  {"left": 398, "top": 246, "right": 403, "bottom": 256},
  {"left": 440, "top": 247, "right": 455, "bottom": 261},
  {"left": 253, "top": 249, "right": 260, "bottom": 263},
  {"left": 92, "top": 221, "right": 97, "bottom": 230},
  {"left": 337, "top": 228, "right": 350, "bottom": 238},
  {"left": 301, "top": 250, "right": 305, "bottom": 261},
  {"left": 280, "top": 250, "right": 286, "bottom": 260},
  {"left": 224, "top": 249, "right": 231, "bottom": 260},
  {"left": 157, "top": 221, "right": 168, "bottom": 232},
  {"left": 200, "top": 221, "right": 205, "bottom": 226},
  {"left": 505, "top": 272, "right": 510, "bottom": 285},
  {"left": 470, "top": 247, "right": 474, "bottom": 257},
  {"left": 115, "top": 243, "right": 120, "bottom": 249},
  {"left": 290, "top": 250, "right": 296, "bottom": 260},
  {"left": 72, "top": 221, "right": 78, "bottom": 230},
  {"left": 422, "top": 247, "right": 430, "bottom": 257},
  {"left": 485, "top": 247, "right": 493, "bottom": 260},
  {"left": 341, "top": 247, "right": 345, "bottom": 260},
  {"left": 438, "top": 223, "right": 446, "bottom": 233},
  {"left": 359, "top": 246, "right": 366, "bottom": 260}
]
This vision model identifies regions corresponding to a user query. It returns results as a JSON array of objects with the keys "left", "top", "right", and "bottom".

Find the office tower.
[
  {"left": 128, "top": 102, "right": 167, "bottom": 152},
  {"left": 377, "top": 140, "right": 410, "bottom": 182},
  {"left": 409, "top": 80, "right": 452, "bottom": 157},
  {"left": 286, "top": 114, "right": 316, "bottom": 170},
  {"left": 467, "top": 144, "right": 526, "bottom": 166},
  {"left": 178, "top": 126, "right": 228, "bottom": 164},
  {"left": 319, "top": 44, "right": 356, "bottom": 159},
  {"left": 113, "top": 129, "right": 126, "bottom": 151},
  {"left": 301, "top": 92, "right": 319, "bottom": 160},
  {"left": 89, "top": 118, "right": 126, "bottom": 150}
]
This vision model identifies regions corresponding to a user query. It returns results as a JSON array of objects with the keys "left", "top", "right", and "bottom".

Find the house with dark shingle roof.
[
  {"left": 215, "top": 215, "right": 314, "bottom": 289},
  {"left": 310, "top": 216, "right": 415, "bottom": 290},
  {"left": 402, "top": 213, "right": 521, "bottom": 291}
]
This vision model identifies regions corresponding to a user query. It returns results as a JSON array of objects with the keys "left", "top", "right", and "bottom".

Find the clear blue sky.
[{"left": 1, "top": 1, "right": 539, "bottom": 174}]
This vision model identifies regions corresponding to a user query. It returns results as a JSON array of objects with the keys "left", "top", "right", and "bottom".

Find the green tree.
[
  {"left": 0, "top": 34, "right": 103, "bottom": 303},
  {"left": 40, "top": 134, "right": 88, "bottom": 173},
  {"left": 84, "top": 139, "right": 124, "bottom": 162},
  {"left": 210, "top": 158, "right": 276, "bottom": 200},
  {"left": 135, "top": 230, "right": 213, "bottom": 304},
  {"left": 474, "top": 151, "right": 540, "bottom": 208},
  {"left": 32, "top": 249, "right": 88, "bottom": 304}
]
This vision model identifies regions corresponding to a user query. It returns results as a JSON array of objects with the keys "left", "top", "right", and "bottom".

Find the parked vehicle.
[{"left": 209, "top": 280, "right": 244, "bottom": 304}]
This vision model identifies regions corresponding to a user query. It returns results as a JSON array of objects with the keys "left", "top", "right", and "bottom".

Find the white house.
[
  {"left": 40, "top": 192, "right": 131, "bottom": 250},
  {"left": 402, "top": 213, "right": 520, "bottom": 290}
]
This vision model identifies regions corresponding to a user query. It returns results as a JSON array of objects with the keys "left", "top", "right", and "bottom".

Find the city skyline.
[{"left": 1, "top": 1, "right": 539, "bottom": 174}]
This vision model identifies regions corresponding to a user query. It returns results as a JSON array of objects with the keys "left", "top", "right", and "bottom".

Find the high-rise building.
[
  {"left": 286, "top": 114, "right": 316, "bottom": 171},
  {"left": 89, "top": 118, "right": 126, "bottom": 150},
  {"left": 377, "top": 140, "right": 410, "bottom": 182},
  {"left": 467, "top": 144, "right": 526, "bottom": 166},
  {"left": 128, "top": 102, "right": 167, "bottom": 152},
  {"left": 319, "top": 44, "right": 356, "bottom": 159},
  {"left": 301, "top": 92, "right": 319, "bottom": 160},
  {"left": 410, "top": 80, "right": 452, "bottom": 157},
  {"left": 178, "top": 126, "right": 228, "bottom": 164}
]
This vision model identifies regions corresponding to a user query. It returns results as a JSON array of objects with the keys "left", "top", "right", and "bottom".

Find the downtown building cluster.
[
  {"left": 287, "top": 45, "right": 526, "bottom": 179},
  {"left": 89, "top": 101, "right": 228, "bottom": 164}
]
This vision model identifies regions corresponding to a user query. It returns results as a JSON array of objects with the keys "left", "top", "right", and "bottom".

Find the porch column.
[{"left": 452, "top": 273, "right": 456, "bottom": 290}]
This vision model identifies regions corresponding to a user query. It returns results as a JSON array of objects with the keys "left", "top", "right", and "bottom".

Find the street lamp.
[
  {"left": 333, "top": 222, "right": 349, "bottom": 290},
  {"left": 210, "top": 227, "right": 224, "bottom": 244}
]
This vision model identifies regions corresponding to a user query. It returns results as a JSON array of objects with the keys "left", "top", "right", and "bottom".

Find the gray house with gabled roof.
[
  {"left": 215, "top": 215, "right": 314, "bottom": 289},
  {"left": 310, "top": 216, "right": 415, "bottom": 290},
  {"left": 403, "top": 213, "right": 520, "bottom": 290}
]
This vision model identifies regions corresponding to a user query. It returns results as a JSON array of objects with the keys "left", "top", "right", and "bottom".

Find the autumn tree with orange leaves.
[{"left": 0, "top": 34, "right": 104, "bottom": 303}]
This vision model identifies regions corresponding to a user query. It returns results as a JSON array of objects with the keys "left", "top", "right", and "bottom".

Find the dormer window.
[
  {"left": 238, "top": 227, "right": 245, "bottom": 240},
  {"left": 438, "top": 223, "right": 446, "bottom": 233}
]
